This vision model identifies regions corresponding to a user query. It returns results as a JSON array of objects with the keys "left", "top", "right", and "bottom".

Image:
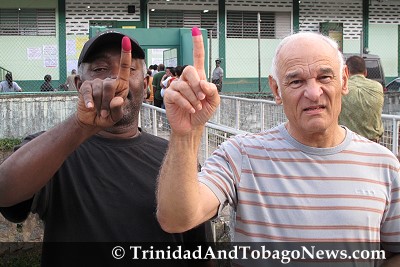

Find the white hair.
[{"left": 270, "top": 32, "right": 344, "bottom": 86}]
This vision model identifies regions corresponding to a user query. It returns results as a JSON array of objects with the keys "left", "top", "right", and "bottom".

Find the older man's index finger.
[
  {"left": 192, "top": 27, "right": 206, "bottom": 80},
  {"left": 117, "top": 36, "right": 132, "bottom": 90}
]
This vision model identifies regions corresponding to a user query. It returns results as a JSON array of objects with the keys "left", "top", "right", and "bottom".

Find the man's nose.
[{"left": 304, "top": 79, "right": 323, "bottom": 101}]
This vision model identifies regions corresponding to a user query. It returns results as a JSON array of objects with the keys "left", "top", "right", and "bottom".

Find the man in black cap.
[
  {"left": 0, "top": 31, "right": 211, "bottom": 267},
  {"left": 211, "top": 59, "right": 223, "bottom": 93}
]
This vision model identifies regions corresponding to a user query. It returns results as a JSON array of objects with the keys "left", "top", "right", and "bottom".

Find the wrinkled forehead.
[{"left": 276, "top": 36, "right": 340, "bottom": 76}]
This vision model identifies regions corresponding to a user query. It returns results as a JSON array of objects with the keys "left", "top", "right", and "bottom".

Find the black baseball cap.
[{"left": 78, "top": 30, "right": 145, "bottom": 66}]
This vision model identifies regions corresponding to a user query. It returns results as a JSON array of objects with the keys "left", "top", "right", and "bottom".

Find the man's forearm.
[
  {"left": 0, "top": 115, "right": 97, "bottom": 206},
  {"left": 157, "top": 128, "right": 204, "bottom": 233}
]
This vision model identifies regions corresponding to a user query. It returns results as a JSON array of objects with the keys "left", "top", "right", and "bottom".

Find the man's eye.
[
  {"left": 319, "top": 76, "right": 333, "bottom": 83},
  {"left": 93, "top": 67, "right": 107, "bottom": 72},
  {"left": 289, "top": 80, "right": 303, "bottom": 88}
]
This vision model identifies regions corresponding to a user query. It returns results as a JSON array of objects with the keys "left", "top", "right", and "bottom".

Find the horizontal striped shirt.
[{"left": 199, "top": 123, "right": 400, "bottom": 249}]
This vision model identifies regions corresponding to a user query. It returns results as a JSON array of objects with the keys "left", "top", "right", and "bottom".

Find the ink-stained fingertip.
[
  {"left": 192, "top": 27, "right": 201, "bottom": 37},
  {"left": 122, "top": 36, "right": 131, "bottom": 52}
]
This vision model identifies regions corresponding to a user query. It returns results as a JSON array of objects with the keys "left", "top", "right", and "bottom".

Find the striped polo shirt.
[{"left": 199, "top": 123, "right": 400, "bottom": 247}]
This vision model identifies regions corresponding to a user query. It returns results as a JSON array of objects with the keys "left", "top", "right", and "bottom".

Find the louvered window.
[
  {"left": 227, "top": 11, "right": 290, "bottom": 39},
  {"left": 0, "top": 8, "right": 56, "bottom": 36},
  {"left": 149, "top": 10, "right": 218, "bottom": 38}
]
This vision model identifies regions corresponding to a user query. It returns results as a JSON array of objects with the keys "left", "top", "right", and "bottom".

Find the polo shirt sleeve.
[
  {"left": 381, "top": 170, "right": 400, "bottom": 253},
  {"left": 198, "top": 136, "right": 243, "bottom": 216}
]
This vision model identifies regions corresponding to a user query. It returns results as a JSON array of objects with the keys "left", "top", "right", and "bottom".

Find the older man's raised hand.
[{"left": 164, "top": 27, "right": 220, "bottom": 135}]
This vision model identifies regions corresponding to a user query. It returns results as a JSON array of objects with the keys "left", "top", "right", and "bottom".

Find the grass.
[{"left": 0, "top": 138, "right": 22, "bottom": 151}]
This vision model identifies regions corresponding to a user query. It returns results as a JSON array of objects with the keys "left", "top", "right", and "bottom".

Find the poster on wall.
[
  {"left": 43, "top": 45, "right": 58, "bottom": 68},
  {"left": 76, "top": 36, "right": 89, "bottom": 57},
  {"left": 66, "top": 40, "right": 76, "bottom": 56},
  {"left": 27, "top": 47, "right": 42, "bottom": 60}
]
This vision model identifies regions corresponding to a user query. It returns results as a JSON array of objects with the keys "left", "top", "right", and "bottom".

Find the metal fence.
[
  {"left": 210, "top": 95, "right": 400, "bottom": 156},
  {"left": 139, "top": 103, "right": 246, "bottom": 165},
  {"left": 141, "top": 96, "right": 400, "bottom": 157},
  {"left": 1, "top": 93, "right": 399, "bottom": 157}
]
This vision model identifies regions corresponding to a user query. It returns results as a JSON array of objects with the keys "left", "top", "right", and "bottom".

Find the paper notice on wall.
[
  {"left": 43, "top": 45, "right": 58, "bottom": 68},
  {"left": 66, "top": 40, "right": 76, "bottom": 56},
  {"left": 27, "top": 47, "right": 42, "bottom": 60},
  {"left": 76, "top": 36, "right": 89, "bottom": 57}
]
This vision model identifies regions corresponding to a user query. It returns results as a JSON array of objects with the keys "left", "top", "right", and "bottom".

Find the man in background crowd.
[
  {"left": 0, "top": 73, "right": 22, "bottom": 92},
  {"left": 65, "top": 69, "right": 77, "bottom": 91},
  {"left": 211, "top": 59, "right": 223, "bottom": 92},
  {"left": 339, "top": 55, "right": 384, "bottom": 142},
  {"left": 152, "top": 63, "right": 165, "bottom": 108}
]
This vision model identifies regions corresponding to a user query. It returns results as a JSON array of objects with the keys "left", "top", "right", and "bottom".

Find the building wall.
[
  {"left": 0, "top": 0, "right": 59, "bottom": 88},
  {"left": 369, "top": 0, "right": 400, "bottom": 79},
  {"left": 62, "top": 0, "right": 400, "bottom": 86},
  {"left": 65, "top": 0, "right": 141, "bottom": 35},
  {"left": 298, "top": 0, "right": 399, "bottom": 81},
  {"left": 1, "top": 0, "right": 399, "bottom": 93}
]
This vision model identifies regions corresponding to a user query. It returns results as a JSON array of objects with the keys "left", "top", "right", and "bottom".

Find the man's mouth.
[{"left": 304, "top": 105, "right": 325, "bottom": 111}]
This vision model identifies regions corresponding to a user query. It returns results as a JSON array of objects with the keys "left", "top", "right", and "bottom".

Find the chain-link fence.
[
  {"left": 2, "top": 93, "right": 400, "bottom": 156},
  {"left": 0, "top": 21, "right": 83, "bottom": 93},
  {"left": 212, "top": 95, "right": 400, "bottom": 156}
]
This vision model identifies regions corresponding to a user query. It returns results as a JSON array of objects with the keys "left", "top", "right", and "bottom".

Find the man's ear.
[
  {"left": 268, "top": 75, "right": 282, "bottom": 104},
  {"left": 74, "top": 75, "right": 82, "bottom": 91},
  {"left": 342, "top": 65, "right": 349, "bottom": 95}
]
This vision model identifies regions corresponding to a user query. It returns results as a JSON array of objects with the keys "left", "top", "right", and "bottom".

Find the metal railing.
[
  {"left": 211, "top": 95, "right": 400, "bottom": 156},
  {"left": 141, "top": 96, "right": 400, "bottom": 159},
  {"left": 1, "top": 93, "right": 399, "bottom": 157},
  {"left": 139, "top": 103, "right": 247, "bottom": 165}
]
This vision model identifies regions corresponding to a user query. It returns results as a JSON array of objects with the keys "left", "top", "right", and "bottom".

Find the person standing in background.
[
  {"left": 40, "top": 74, "right": 55, "bottom": 92},
  {"left": 150, "top": 64, "right": 158, "bottom": 76},
  {"left": 212, "top": 59, "right": 223, "bottom": 93},
  {"left": 160, "top": 67, "right": 174, "bottom": 97},
  {"left": 145, "top": 69, "right": 154, "bottom": 104},
  {"left": 65, "top": 69, "right": 77, "bottom": 91},
  {"left": 152, "top": 63, "right": 165, "bottom": 108},
  {"left": 0, "top": 73, "right": 22, "bottom": 92},
  {"left": 339, "top": 55, "right": 384, "bottom": 143}
]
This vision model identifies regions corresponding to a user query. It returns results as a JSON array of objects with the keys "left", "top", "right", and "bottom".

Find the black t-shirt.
[{"left": 1, "top": 130, "right": 212, "bottom": 266}]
